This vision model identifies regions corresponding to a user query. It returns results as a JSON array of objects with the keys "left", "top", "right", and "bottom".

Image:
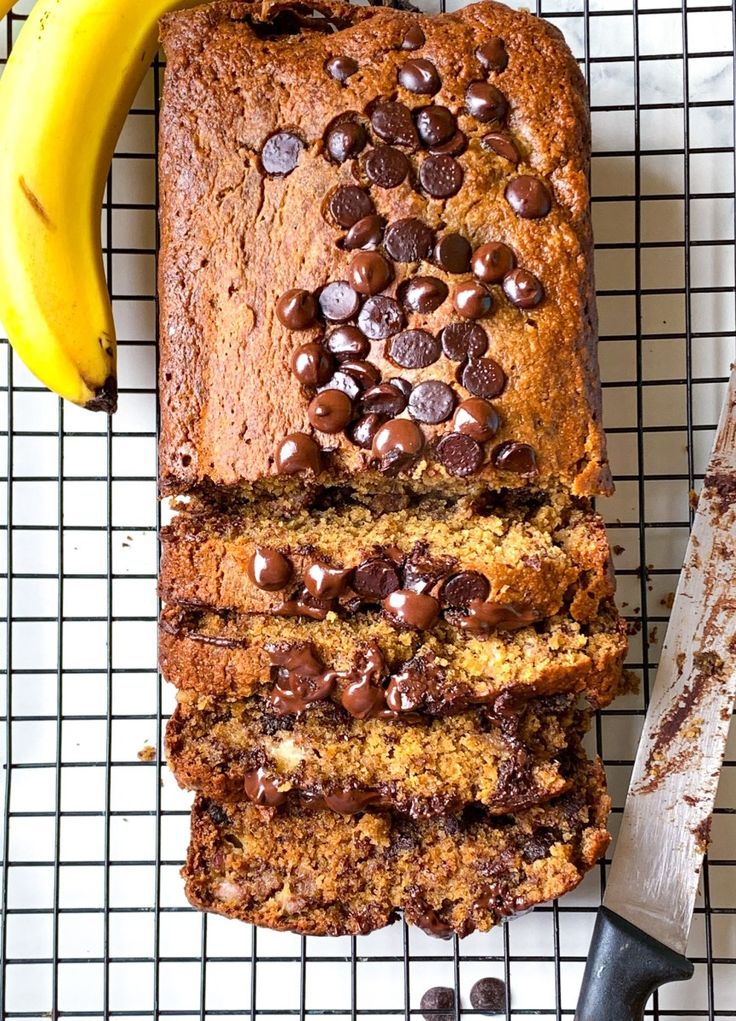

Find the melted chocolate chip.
[
  {"left": 372, "top": 418, "right": 425, "bottom": 466},
  {"left": 321, "top": 369, "right": 361, "bottom": 401},
  {"left": 308, "top": 389, "right": 353, "bottom": 433},
  {"left": 460, "top": 357, "right": 506, "bottom": 399},
  {"left": 261, "top": 132, "right": 303, "bottom": 176},
  {"left": 434, "top": 234, "right": 471, "bottom": 274},
  {"left": 243, "top": 767, "right": 287, "bottom": 807},
  {"left": 456, "top": 598, "right": 537, "bottom": 632},
  {"left": 452, "top": 281, "right": 492, "bottom": 319},
  {"left": 505, "top": 176, "right": 551, "bottom": 219},
  {"left": 407, "top": 380, "right": 456, "bottom": 424},
  {"left": 318, "top": 281, "right": 361, "bottom": 322},
  {"left": 503, "top": 268, "right": 544, "bottom": 308},
  {"left": 386, "top": 329, "right": 441, "bottom": 369},
  {"left": 384, "top": 217, "right": 435, "bottom": 262},
  {"left": 275, "top": 433, "right": 322, "bottom": 475},
  {"left": 352, "top": 557, "right": 401, "bottom": 599},
  {"left": 358, "top": 295, "right": 406, "bottom": 340},
  {"left": 453, "top": 397, "right": 500, "bottom": 441},
  {"left": 344, "top": 214, "right": 384, "bottom": 250},
  {"left": 465, "top": 81, "right": 508, "bottom": 124},
  {"left": 420, "top": 986, "right": 455, "bottom": 1021},
  {"left": 267, "top": 644, "right": 334, "bottom": 714},
  {"left": 398, "top": 58, "right": 441, "bottom": 95},
  {"left": 436, "top": 431, "right": 483, "bottom": 476},
  {"left": 440, "top": 321, "right": 488, "bottom": 361},
  {"left": 361, "top": 382, "right": 408, "bottom": 417},
  {"left": 276, "top": 288, "right": 317, "bottom": 329},
  {"left": 401, "top": 24, "right": 425, "bottom": 50},
  {"left": 415, "top": 909, "right": 455, "bottom": 938},
  {"left": 481, "top": 132, "right": 519, "bottom": 163},
  {"left": 477, "top": 37, "right": 508, "bottom": 72},
  {"left": 397, "top": 276, "right": 448, "bottom": 314},
  {"left": 291, "top": 342, "right": 334, "bottom": 386},
  {"left": 419, "top": 154, "right": 464, "bottom": 198},
  {"left": 365, "top": 145, "right": 410, "bottom": 189},
  {"left": 439, "top": 570, "right": 491, "bottom": 608},
  {"left": 341, "top": 359, "right": 381, "bottom": 390},
  {"left": 325, "top": 120, "right": 367, "bottom": 163},
  {"left": 304, "top": 561, "right": 352, "bottom": 599},
  {"left": 471, "top": 242, "right": 515, "bottom": 284},
  {"left": 469, "top": 978, "right": 507, "bottom": 1013},
  {"left": 415, "top": 105, "right": 456, "bottom": 147},
  {"left": 247, "top": 547, "right": 293, "bottom": 591},
  {"left": 370, "top": 100, "right": 419, "bottom": 147},
  {"left": 274, "top": 588, "right": 334, "bottom": 621},
  {"left": 429, "top": 130, "right": 467, "bottom": 157},
  {"left": 384, "top": 589, "right": 440, "bottom": 629},
  {"left": 323, "top": 790, "right": 381, "bottom": 814},
  {"left": 349, "top": 251, "right": 392, "bottom": 295},
  {"left": 329, "top": 185, "right": 375, "bottom": 228},
  {"left": 339, "top": 642, "right": 388, "bottom": 719},
  {"left": 325, "top": 55, "right": 358, "bottom": 82},
  {"left": 492, "top": 440, "right": 538, "bottom": 476},
  {"left": 325, "top": 325, "right": 370, "bottom": 361},
  {"left": 348, "top": 412, "right": 386, "bottom": 449}
]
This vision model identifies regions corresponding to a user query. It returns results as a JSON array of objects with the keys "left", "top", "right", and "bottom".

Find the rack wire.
[{"left": 1, "top": 0, "right": 735, "bottom": 1016}]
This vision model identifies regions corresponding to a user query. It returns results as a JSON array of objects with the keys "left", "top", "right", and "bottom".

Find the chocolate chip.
[
  {"left": 291, "top": 342, "right": 334, "bottom": 386},
  {"left": 372, "top": 417, "right": 425, "bottom": 462},
  {"left": 436, "top": 432, "right": 483, "bottom": 476},
  {"left": 383, "top": 589, "right": 439, "bottom": 629},
  {"left": 386, "top": 329, "right": 441, "bottom": 369},
  {"left": 361, "top": 383, "right": 407, "bottom": 417},
  {"left": 329, "top": 185, "right": 375, "bottom": 228},
  {"left": 452, "top": 281, "right": 492, "bottom": 319},
  {"left": 344, "top": 214, "right": 384, "bottom": 250},
  {"left": 397, "top": 276, "right": 448, "bottom": 314},
  {"left": 325, "top": 121, "right": 367, "bottom": 163},
  {"left": 457, "top": 599, "right": 537, "bottom": 633},
  {"left": 471, "top": 242, "right": 515, "bottom": 284},
  {"left": 420, "top": 986, "right": 455, "bottom": 1021},
  {"left": 325, "top": 55, "right": 358, "bottom": 82},
  {"left": 415, "top": 106, "right": 456, "bottom": 147},
  {"left": 261, "top": 132, "right": 303, "bottom": 176},
  {"left": 469, "top": 977, "right": 507, "bottom": 1014},
  {"left": 352, "top": 557, "right": 401, "bottom": 599},
  {"left": 321, "top": 370, "right": 362, "bottom": 401},
  {"left": 401, "top": 24, "right": 425, "bottom": 50},
  {"left": 364, "top": 145, "right": 410, "bottom": 190},
  {"left": 439, "top": 322, "right": 488, "bottom": 361},
  {"left": 465, "top": 81, "right": 508, "bottom": 123},
  {"left": 398, "top": 58, "right": 441, "bottom": 95},
  {"left": 308, "top": 389, "right": 353, "bottom": 433},
  {"left": 453, "top": 397, "right": 500, "bottom": 441},
  {"left": 461, "top": 358, "right": 506, "bottom": 399},
  {"left": 503, "top": 267, "right": 544, "bottom": 308},
  {"left": 476, "top": 38, "right": 508, "bottom": 72},
  {"left": 434, "top": 234, "right": 471, "bottom": 274},
  {"left": 419, "top": 154, "right": 464, "bottom": 198},
  {"left": 318, "top": 281, "right": 361, "bottom": 322},
  {"left": 429, "top": 130, "right": 467, "bottom": 157},
  {"left": 505, "top": 176, "right": 551, "bottom": 219},
  {"left": 439, "top": 570, "right": 490, "bottom": 608},
  {"left": 349, "top": 251, "right": 393, "bottom": 295},
  {"left": 348, "top": 413, "right": 385, "bottom": 448},
  {"left": 370, "top": 100, "right": 419, "bottom": 147},
  {"left": 275, "top": 433, "right": 322, "bottom": 475},
  {"left": 481, "top": 132, "right": 519, "bottom": 163},
  {"left": 358, "top": 295, "right": 406, "bottom": 340},
  {"left": 492, "top": 440, "right": 538, "bottom": 476},
  {"left": 325, "top": 325, "right": 370, "bottom": 361},
  {"left": 384, "top": 217, "right": 435, "bottom": 263},
  {"left": 341, "top": 359, "right": 381, "bottom": 390},
  {"left": 247, "top": 547, "right": 293, "bottom": 590},
  {"left": 276, "top": 289, "right": 317, "bottom": 329},
  {"left": 304, "top": 561, "right": 353, "bottom": 599},
  {"left": 244, "top": 767, "right": 287, "bottom": 807},
  {"left": 407, "top": 380, "right": 455, "bottom": 424},
  {"left": 389, "top": 377, "right": 412, "bottom": 399}
]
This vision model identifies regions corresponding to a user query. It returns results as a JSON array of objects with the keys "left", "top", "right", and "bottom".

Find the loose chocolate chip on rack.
[
  {"left": 325, "top": 121, "right": 367, "bottom": 163},
  {"left": 429, "top": 130, "right": 467, "bottom": 157},
  {"left": 365, "top": 145, "right": 410, "bottom": 189},
  {"left": 408, "top": 380, "right": 456, "bottom": 424},
  {"left": 372, "top": 417, "right": 425, "bottom": 465},
  {"left": 476, "top": 38, "right": 508, "bottom": 72},
  {"left": 276, "top": 288, "right": 317, "bottom": 329},
  {"left": 243, "top": 767, "right": 287, "bottom": 807},
  {"left": 349, "top": 251, "right": 393, "bottom": 295},
  {"left": 439, "top": 570, "right": 491, "bottom": 608},
  {"left": 415, "top": 105, "right": 456, "bottom": 147},
  {"left": 420, "top": 987, "right": 456, "bottom": 1021},
  {"left": 308, "top": 389, "right": 353, "bottom": 433},
  {"left": 492, "top": 440, "right": 538, "bottom": 476},
  {"left": 275, "top": 433, "right": 323, "bottom": 475},
  {"left": 453, "top": 397, "right": 500, "bottom": 441},
  {"left": 503, "top": 267, "right": 544, "bottom": 308},
  {"left": 325, "top": 325, "right": 370, "bottom": 361},
  {"left": 384, "top": 217, "right": 435, "bottom": 263},
  {"left": 341, "top": 359, "right": 381, "bottom": 390},
  {"left": 505, "top": 176, "right": 551, "bottom": 219},
  {"left": 358, "top": 295, "right": 406, "bottom": 340},
  {"left": 247, "top": 546, "right": 293, "bottom": 591},
  {"left": 469, "top": 977, "right": 507, "bottom": 1014},
  {"left": 321, "top": 369, "right": 362, "bottom": 401},
  {"left": 343, "top": 214, "right": 384, "bottom": 250},
  {"left": 419, "top": 154, "right": 464, "bottom": 198},
  {"left": 318, "top": 281, "right": 361, "bottom": 322},
  {"left": 398, "top": 58, "right": 441, "bottom": 95},
  {"left": 384, "top": 589, "right": 440, "bottom": 629},
  {"left": 304, "top": 561, "right": 353, "bottom": 599},
  {"left": 291, "top": 342, "right": 334, "bottom": 386},
  {"left": 370, "top": 100, "right": 419, "bottom": 147},
  {"left": 452, "top": 281, "right": 492, "bottom": 319},
  {"left": 329, "top": 185, "right": 375, "bottom": 228},
  {"left": 471, "top": 242, "right": 515, "bottom": 284},
  {"left": 325, "top": 55, "right": 358, "bottom": 82},
  {"left": 440, "top": 321, "right": 488, "bottom": 361},
  {"left": 481, "top": 132, "right": 519, "bottom": 163},
  {"left": 461, "top": 357, "right": 506, "bottom": 399},
  {"left": 465, "top": 81, "right": 508, "bottom": 123},
  {"left": 386, "top": 329, "right": 441, "bottom": 369},
  {"left": 261, "top": 131, "right": 303, "bottom": 176},
  {"left": 401, "top": 23, "right": 425, "bottom": 50},
  {"left": 352, "top": 557, "right": 401, "bottom": 599},
  {"left": 389, "top": 377, "right": 412, "bottom": 399},
  {"left": 434, "top": 233, "right": 471, "bottom": 274},
  {"left": 361, "top": 382, "right": 408, "bottom": 417},
  {"left": 397, "top": 276, "right": 448, "bottom": 314},
  {"left": 436, "top": 431, "right": 483, "bottom": 476},
  {"left": 457, "top": 598, "right": 537, "bottom": 633},
  {"left": 348, "top": 413, "right": 386, "bottom": 449}
]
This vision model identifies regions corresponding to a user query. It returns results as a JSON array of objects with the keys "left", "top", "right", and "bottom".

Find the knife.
[{"left": 576, "top": 367, "right": 736, "bottom": 1021}]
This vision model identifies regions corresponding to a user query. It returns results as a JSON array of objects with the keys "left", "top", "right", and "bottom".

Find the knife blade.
[{"left": 577, "top": 367, "right": 736, "bottom": 1020}]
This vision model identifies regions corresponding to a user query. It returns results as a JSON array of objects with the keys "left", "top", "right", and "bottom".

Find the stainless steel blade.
[{"left": 604, "top": 368, "right": 736, "bottom": 955}]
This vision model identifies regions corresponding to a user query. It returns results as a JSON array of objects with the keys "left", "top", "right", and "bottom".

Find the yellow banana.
[{"left": 0, "top": 0, "right": 197, "bottom": 410}]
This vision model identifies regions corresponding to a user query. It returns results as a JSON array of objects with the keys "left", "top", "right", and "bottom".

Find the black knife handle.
[{"left": 576, "top": 907, "right": 694, "bottom": 1021}]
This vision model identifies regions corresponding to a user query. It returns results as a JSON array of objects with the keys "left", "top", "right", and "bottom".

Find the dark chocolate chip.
[
  {"left": 365, "top": 145, "right": 410, "bottom": 189},
  {"left": 275, "top": 433, "right": 322, "bottom": 475},
  {"left": 397, "top": 276, "right": 448, "bottom": 314},
  {"left": 318, "top": 281, "right": 361, "bottom": 322},
  {"left": 341, "top": 359, "right": 381, "bottom": 390},
  {"left": 348, "top": 413, "right": 386, "bottom": 448},
  {"left": 325, "top": 55, "right": 358, "bottom": 82},
  {"left": 398, "top": 58, "right": 441, "bottom": 95},
  {"left": 481, "top": 132, "right": 519, "bottom": 163},
  {"left": 434, "top": 233, "right": 471, "bottom": 274},
  {"left": 383, "top": 589, "right": 440, "bottom": 629},
  {"left": 457, "top": 599, "right": 537, "bottom": 633},
  {"left": 439, "top": 570, "right": 490, "bottom": 608},
  {"left": 325, "top": 121, "right": 367, "bottom": 163},
  {"left": 361, "top": 382, "right": 408, "bottom": 417},
  {"left": 453, "top": 397, "right": 500, "bottom": 441},
  {"left": 247, "top": 547, "right": 293, "bottom": 591},
  {"left": 386, "top": 329, "right": 441, "bottom": 369},
  {"left": 358, "top": 295, "right": 406, "bottom": 340},
  {"left": 452, "top": 281, "right": 492, "bottom": 319},
  {"left": 244, "top": 767, "right": 287, "bottom": 807},
  {"left": 505, "top": 176, "right": 551, "bottom": 219},
  {"left": 461, "top": 358, "right": 506, "bottom": 399},
  {"left": 420, "top": 987, "right": 455, "bottom": 1021},
  {"left": 384, "top": 217, "right": 435, "bottom": 263},
  {"left": 429, "top": 130, "right": 467, "bottom": 157},
  {"left": 471, "top": 242, "right": 515, "bottom": 284},
  {"left": 308, "top": 389, "right": 353, "bottom": 433},
  {"left": 304, "top": 561, "right": 352, "bottom": 599},
  {"left": 349, "top": 251, "right": 393, "bottom": 295},
  {"left": 465, "top": 81, "right": 508, "bottom": 123},
  {"left": 261, "top": 132, "right": 303, "bottom": 176},
  {"left": 344, "top": 214, "right": 384, "bottom": 250},
  {"left": 389, "top": 377, "right": 412, "bottom": 399},
  {"left": 439, "top": 321, "right": 488, "bottom": 361},
  {"left": 290, "top": 343, "right": 334, "bottom": 387},
  {"left": 492, "top": 440, "right": 538, "bottom": 476},
  {"left": 419, "top": 154, "right": 464, "bottom": 198},
  {"left": 469, "top": 977, "right": 507, "bottom": 1014},
  {"left": 436, "top": 431, "right": 483, "bottom": 476},
  {"left": 325, "top": 325, "right": 370, "bottom": 361},
  {"left": 320, "top": 370, "right": 362, "bottom": 401},
  {"left": 323, "top": 789, "right": 382, "bottom": 814},
  {"left": 276, "top": 288, "right": 317, "bottom": 330},
  {"left": 401, "top": 23, "right": 425, "bottom": 50},
  {"left": 329, "top": 185, "right": 375, "bottom": 228},
  {"left": 352, "top": 557, "right": 401, "bottom": 599},
  {"left": 372, "top": 418, "right": 425, "bottom": 461},
  {"left": 407, "top": 380, "right": 456, "bottom": 424},
  {"left": 476, "top": 38, "right": 508, "bottom": 72},
  {"left": 415, "top": 105, "right": 456, "bottom": 147},
  {"left": 370, "top": 100, "right": 419, "bottom": 148},
  {"left": 503, "top": 267, "right": 544, "bottom": 308}
]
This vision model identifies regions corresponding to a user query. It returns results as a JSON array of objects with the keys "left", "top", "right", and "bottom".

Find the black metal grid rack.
[{"left": 1, "top": 0, "right": 735, "bottom": 1016}]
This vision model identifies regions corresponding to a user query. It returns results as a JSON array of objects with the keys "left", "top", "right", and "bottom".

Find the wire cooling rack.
[{"left": 1, "top": 0, "right": 735, "bottom": 1016}]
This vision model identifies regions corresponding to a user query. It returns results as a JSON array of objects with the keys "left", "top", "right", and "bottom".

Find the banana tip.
[{"left": 85, "top": 375, "right": 118, "bottom": 414}]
